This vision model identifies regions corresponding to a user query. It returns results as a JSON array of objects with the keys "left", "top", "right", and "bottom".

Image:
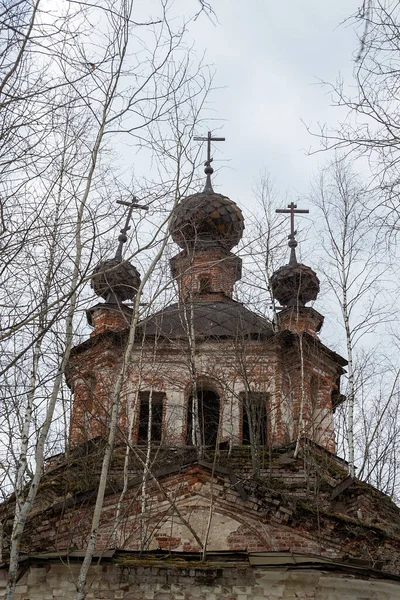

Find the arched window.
[
  {"left": 198, "top": 274, "right": 211, "bottom": 294},
  {"left": 241, "top": 392, "right": 268, "bottom": 446},
  {"left": 187, "top": 388, "right": 220, "bottom": 447},
  {"left": 137, "top": 391, "right": 164, "bottom": 443}
]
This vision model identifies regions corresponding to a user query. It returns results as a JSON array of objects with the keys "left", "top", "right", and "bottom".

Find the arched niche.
[{"left": 197, "top": 273, "right": 211, "bottom": 294}]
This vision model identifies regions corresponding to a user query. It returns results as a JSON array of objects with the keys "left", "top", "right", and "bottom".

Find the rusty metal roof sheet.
[{"left": 140, "top": 300, "right": 273, "bottom": 340}]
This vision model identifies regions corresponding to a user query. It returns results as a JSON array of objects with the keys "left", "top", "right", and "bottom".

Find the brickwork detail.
[
  {"left": 67, "top": 323, "right": 341, "bottom": 452},
  {"left": 276, "top": 306, "right": 324, "bottom": 339},
  {"left": 88, "top": 305, "right": 133, "bottom": 335},
  {"left": 4, "top": 458, "right": 400, "bottom": 571},
  {"left": 170, "top": 249, "right": 242, "bottom": 303},
  {"left": 1, "top": 563, "right": 399, "bottom": 600}
]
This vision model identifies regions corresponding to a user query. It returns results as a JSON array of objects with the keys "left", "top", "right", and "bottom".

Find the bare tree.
[
  {"left": 311, "top": 157, "right": 395, "bottom": 478},
  {"left": 319, "top": 0, "right": 400, "bottom": 231},
  {"left": 0, "top": 1, "right": 214, "bottom": 598},
  {"left": 238, "top": 174, "right": 287, "bottom": 320}
]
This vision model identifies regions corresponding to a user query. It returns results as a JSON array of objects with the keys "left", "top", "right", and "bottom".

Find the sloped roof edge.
[
  {"left": 4, "top": 550, "right": 400, "bottom": 582},
  {"left": 139, "top": 300, "right": 273, "bottom": 340}
]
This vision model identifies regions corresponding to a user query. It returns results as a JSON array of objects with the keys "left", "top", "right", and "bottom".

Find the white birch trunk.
[
  {"left": 75, "top": 187, "right": 181, "bottom": 599},
  {"left": 5, "top": 83, "right": 111, "bottom": 600}
]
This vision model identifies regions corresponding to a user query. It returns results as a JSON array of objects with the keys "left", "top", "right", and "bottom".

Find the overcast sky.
[
  {"left": 153, "top": 1, "right": 365, "bottom": 348},
  {"left": 162, "top": 1, "right": 362, "bottom": 210},
  {"left": 121, "top": 1, "right": 368, "bottom": 347}
]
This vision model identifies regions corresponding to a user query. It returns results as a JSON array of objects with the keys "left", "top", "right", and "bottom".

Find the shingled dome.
[
  {"left": 91, "top": 258, "right": 141, "bottom": 302},
  {"left": 169, "top": 192, "right": 244, "bottom": 250},
  {"left": 270, "top": 262, "right": 319, "bottom": 307}
]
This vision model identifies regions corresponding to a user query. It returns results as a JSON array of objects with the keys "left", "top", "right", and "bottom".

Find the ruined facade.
[
  {"left": 1, "top": 151, "right": 400, "bottom": 599},
  {"left": 68, "top": 182, "right": 344, "bottom": 458}
]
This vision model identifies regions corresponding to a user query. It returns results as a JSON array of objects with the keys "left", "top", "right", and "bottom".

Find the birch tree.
[
  {"left": 0, "top": 1, "right": 213, "bottom": 597},
  {"left": 321, "top": 0, "right": 400, "bottom": 231},
  {"left": 312, "top": 157, "right": 394, "bottom": 478}
]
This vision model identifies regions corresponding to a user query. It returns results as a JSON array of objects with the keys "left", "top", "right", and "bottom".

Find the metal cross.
[
  {"left": 276, "top": 202, "right": 309, "bottom": 264},
  {"left": 115, "top": 197, "right": 148, "bottom": 260},
  {"left": 194, "top": 131, "right": 225, "bottom": 166},
  {"left": 194, "top": 131, "right": 225, "bottom": 193}
]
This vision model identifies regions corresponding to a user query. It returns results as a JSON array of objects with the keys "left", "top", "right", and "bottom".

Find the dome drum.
[{"left": 170, "top": 249, "right": 242, "bottom": 303}]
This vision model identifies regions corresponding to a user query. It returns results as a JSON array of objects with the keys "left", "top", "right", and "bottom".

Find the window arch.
[{"left": 186, "top": 387, "right": 220, "bottom": 447}]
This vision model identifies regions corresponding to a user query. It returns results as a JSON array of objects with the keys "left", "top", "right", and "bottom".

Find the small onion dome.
[
  {"left": 169, "top": 192, "right": 244, "bottom": 251},
  {"left": 91, "top": 258, "right": 141, "bottom": 302},
  {"left": 270, "top": 262, "right": 320, "bottom": 307}
]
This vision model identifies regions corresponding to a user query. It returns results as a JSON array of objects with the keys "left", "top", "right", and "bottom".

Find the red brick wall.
[
  {"left": 67, "top": 330, "right": 340, "bottom": 453},
  {"left": 12, "top": 462, "right": 400, "bottom": 570},
  {"left": 170, "top": 249, "right": 241, "bottom": 302}
]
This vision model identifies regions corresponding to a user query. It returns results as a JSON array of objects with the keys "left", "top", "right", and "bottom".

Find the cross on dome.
[
  {"left": 115, "top": 197, "right": 148, "bottom": 260},
  {"left": 194, "top": 131, "right": 225, "bottom": 193},
  {"left": 90, "top": 197, "right": 148, "bottom": 305},
  {"left": 276, "top": 202, "right": 309, "bottom": 265}
]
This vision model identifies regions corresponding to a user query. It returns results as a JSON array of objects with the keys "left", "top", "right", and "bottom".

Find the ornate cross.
[
  {"left": 276, "top": 202, "right": 309, "bottom": 264},
  {"left": 115, "top": 197, "right": 148, "bottom": 260}
]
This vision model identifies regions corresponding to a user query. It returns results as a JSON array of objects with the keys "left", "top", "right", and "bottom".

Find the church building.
[{"left": 1, "top": 137, "right": 400, "bottom": 599}]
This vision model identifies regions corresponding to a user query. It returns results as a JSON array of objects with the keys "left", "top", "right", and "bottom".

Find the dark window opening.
[
  {"left": 137, "top": 392, "right": 164, "bottom": 443},
  {"left": 241, "top": 392, "right": 267, "bottom": 446},
  {"left": 198, "top": 274, "right": 211, "bottom": 294},
  {"left": 187, "top": 389, "right": 220, "bottom": 447}
]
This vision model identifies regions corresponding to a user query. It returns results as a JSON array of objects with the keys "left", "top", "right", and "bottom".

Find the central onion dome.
[
  {"left": 170, "top": 145, "right": 244, "bottom": 251},
  {"left": 169, "top": 191, "right": 244, "bottom": 250},
  {"left": 169, "top": 135, "right": 244, "bottom": 303}
]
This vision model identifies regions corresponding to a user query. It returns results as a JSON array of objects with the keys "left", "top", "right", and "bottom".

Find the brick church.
[{"left": 1, "top": 139, "right": 400, "bottom": 599}]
